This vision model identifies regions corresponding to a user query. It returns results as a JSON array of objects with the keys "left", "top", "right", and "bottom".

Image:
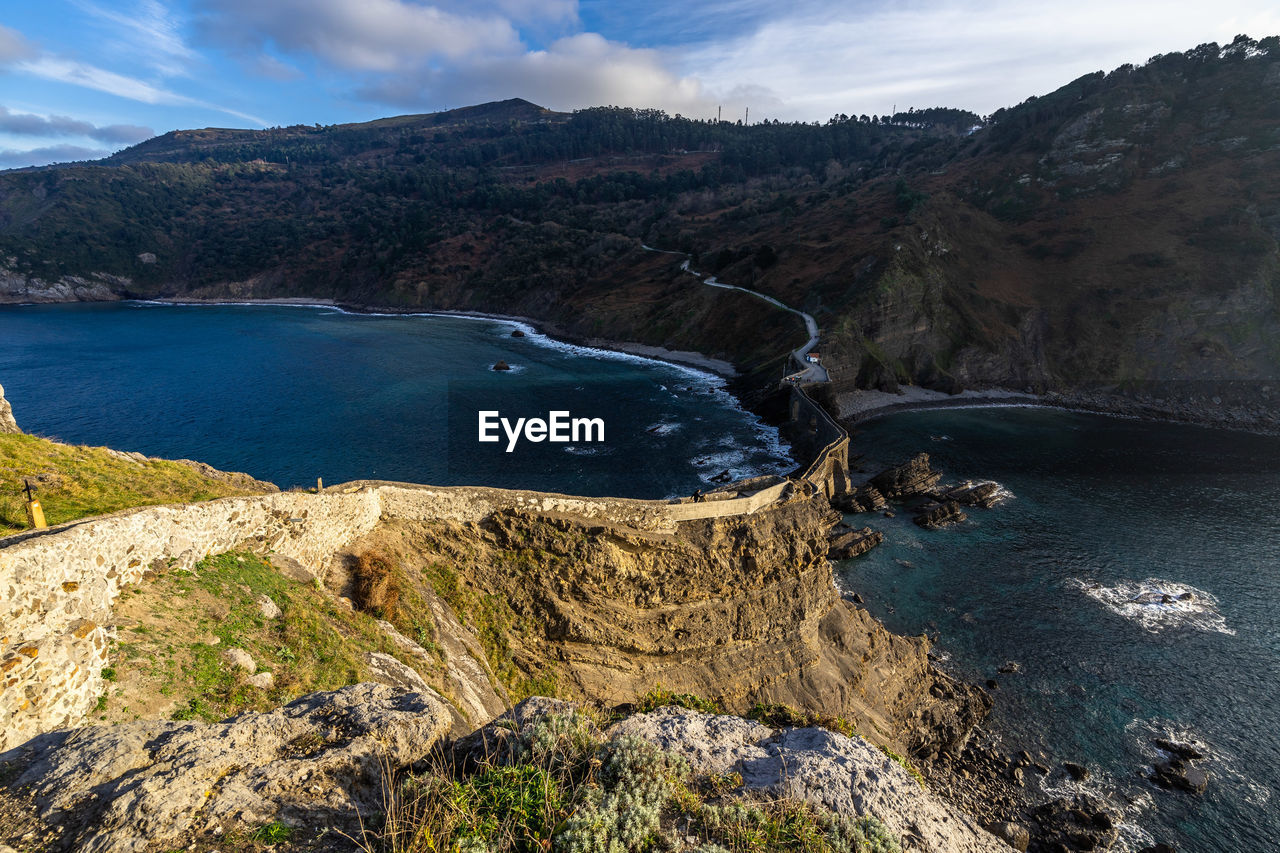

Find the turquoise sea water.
[
  {"left": 0, "top": 302, "right": 789, "bottom": 496},
  {"left": 841, "top": 407, "right": 1280, "bottom": 852}
]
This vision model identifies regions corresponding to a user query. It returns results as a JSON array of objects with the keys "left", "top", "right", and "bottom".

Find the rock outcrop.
[
  {"left": 610, "top": 705, "right": 1009, "bottom": 853},
  {"left": 0, "top": 684, "right": 453, "bottom": 853},
  {"left": 0, "top": 266, "right": 126, "bottom": 304},
  {"left": 870, "top": 453, "right": 942, "bottom": 499},
  {"left": 914, "top": 500, "right": 968, "bottom": 530},
  {"left": 828, "top": 524, "right": 884, "bottom": 560},
  {"left": 355, "top": 496, "right": 990, "bottom": 759},
  {"left": 0, "top": 382, "right": 17, "bottom": 434}
]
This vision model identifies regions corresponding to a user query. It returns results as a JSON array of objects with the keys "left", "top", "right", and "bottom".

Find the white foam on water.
[
  {"left": 1126, "top": 718, "right": 1272, "bottom": 808},
  {"left": 645, "top": 422, "right": 682, "bottom": 436},
  {"left": 1070, "top": 578, "right": 1235, "bottom": 635},
  {"left": 563, "top": 445, "right": 612, "bottom": 457}
]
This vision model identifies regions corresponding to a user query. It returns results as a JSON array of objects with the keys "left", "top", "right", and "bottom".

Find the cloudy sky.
[{"left": 2, "top": 0, "right": 1279, "bottom": 168}]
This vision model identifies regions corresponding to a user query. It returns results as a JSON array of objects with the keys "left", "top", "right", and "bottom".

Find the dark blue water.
[
  {"left": 841, "top": 407, "right": 1280, "bottom": 852},
  {"left": 0, "top": 302, "right": 789, "bottom": 496}
]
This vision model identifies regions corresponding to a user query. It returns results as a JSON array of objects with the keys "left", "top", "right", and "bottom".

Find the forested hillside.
[{"left": 2, "top": 35, "right": 1278, "bottom": 418}]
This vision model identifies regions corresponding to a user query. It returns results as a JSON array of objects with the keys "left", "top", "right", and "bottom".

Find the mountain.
[{"left": 2, "top": 36, "right": 1278, "bottom": 423}]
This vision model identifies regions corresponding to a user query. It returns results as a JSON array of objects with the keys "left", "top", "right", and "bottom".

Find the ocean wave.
[
  {"left": 645, "top": 422, "right": 682, "bottom": 436},
  {"left": 1070, "top": 578, "right": 1235, "bottom": 635}
]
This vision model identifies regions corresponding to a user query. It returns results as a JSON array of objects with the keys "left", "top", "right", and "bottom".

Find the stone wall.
[
  {"left": 0, "top": 489, "right": 382, "bottom": 753},
  {"left": 791, "top": 385, "right": 851, "bottom": 497},
  {"left": 1, "top": 385, "right": 853, "bottom": 753}
]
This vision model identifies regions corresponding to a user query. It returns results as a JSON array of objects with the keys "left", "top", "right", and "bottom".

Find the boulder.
[
  {"left": 510, "top": 329, "right": 525, "bottom": 338},
  {"left": 828, "top": 526, "right": 884, "bottom": 560},
  {"left": 1029, "top": 794, "right": 1120, "bottom": 853},
  {"left": 609, "top": 706, "right": 1009, "bottom": 853},
  {"left": 2, "top": 684, "right": 453, "bottom": 853},
  {"left": 941, "top": 481, "right": 1003, "bottom": 508},
  {"left": 247, "top": 671, "right": 274, "bottom": 689},
  {"left": 1062, "top": 761, "right": 1089, "bottom": 781},
  {"left": 985, "top": 821, "right": 1030, "bottom": 851},
  {"left": 255, "top": 594, "right": 282, "bottom": 620},
  {"left": 222, "top": 647, "right": 256, "bottom": 674},
  {"left": 914, "top": 500, "right": 968, "bottom": 530},
  {"left": 869, "top": 453, "right": 942, "bottom": 499},
  {"left": 492, "top": 360, "right": 511, "bottom": 371},
  {"left": 363, "top": 651, "right": 431, "bottom": 693},
  {"left": 1150, "top": 759, "right": 1209, "bottom": 794}
]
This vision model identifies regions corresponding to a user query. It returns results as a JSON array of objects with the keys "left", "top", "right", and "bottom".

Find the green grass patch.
[
  {"left": 0, "top": 433, "right": 270, "bottom": 535},
  {"left": 747, "top": 702, "right": 857, "bottom": 738},
  {"left": 635, "top": 686, "right": 725, "bottom": 715},
  {"left": 879, "top": 745, "right": 926, "bottom": 788},
  {"left": 103, "top": 551, "right": 450, "bottom": 724}
]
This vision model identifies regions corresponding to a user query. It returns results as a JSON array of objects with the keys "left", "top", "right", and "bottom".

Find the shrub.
[
  {"left": 352, "top": 550, "right": 400, "bottom": 620},
  {"left": 746, "top": 702, "right": 857, "bottom": 738},
  {"left": 635, "top": 686, "right": 724, "bottom": 715}
]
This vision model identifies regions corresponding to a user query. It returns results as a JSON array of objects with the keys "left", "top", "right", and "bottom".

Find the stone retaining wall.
[
  {"left": 1, "top": 387, "right": 852, "bottom": 753},
  {"left": 0, "top": 490, "right": 382, "bottom": 753}
]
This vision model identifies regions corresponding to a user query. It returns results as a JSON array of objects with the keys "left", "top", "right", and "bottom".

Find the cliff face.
[
  {"left": 0, "top": 382, "right": 17, "bottom": 434},
  {"left": 354, "top": 496, "right": 987, "bottom": 757}
]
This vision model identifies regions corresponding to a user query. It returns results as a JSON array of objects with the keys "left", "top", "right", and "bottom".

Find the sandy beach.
[{"left": 836, "top": 386, "right": 1039, "bottom": 421}]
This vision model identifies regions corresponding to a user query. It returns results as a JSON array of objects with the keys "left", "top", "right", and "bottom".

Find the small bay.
[
  {"left": 842, "top": 407, "right": 1280, "bottom": 852},
  {"left": 0, "top": 302, "right": 789, "bottom": 496}
]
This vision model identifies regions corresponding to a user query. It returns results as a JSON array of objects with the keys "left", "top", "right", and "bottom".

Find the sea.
[
  {"left": 841, "top": 406, "right": 1280, "bottom": 853},
  {"left": 4, "top": 303, "right": 1276, "bottom": 851},
  {"left": 0, "top": 302, "right": 790, "bottom": 496}
]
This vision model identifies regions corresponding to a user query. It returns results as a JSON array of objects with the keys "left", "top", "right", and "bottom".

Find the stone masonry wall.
[
  {"left": 1, "top": 390, "right": 850, "bottom": 754},
  {"left": 0, "top": 489, "right": 382, "bottom": 753}
]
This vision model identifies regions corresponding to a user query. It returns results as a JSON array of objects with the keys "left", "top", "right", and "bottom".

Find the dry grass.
[
  {"left": 353, "top": 550, "right": 401, "bottom": 621},
  {"left": 0, "top": 433, "right": 272, "bottom": 536}
]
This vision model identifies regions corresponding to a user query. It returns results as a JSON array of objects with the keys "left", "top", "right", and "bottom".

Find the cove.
[
  {"left": 841, "top": 406, "right": 1280, "bottom": 853},
  {"left": 0, "top": 302, "right": 790, "bottom": 497}
]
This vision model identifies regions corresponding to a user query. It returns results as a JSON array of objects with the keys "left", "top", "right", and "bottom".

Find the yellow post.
[
  {"left": 23, "top": 480, "right": 46, "bottom": 529},
  {"left": 25, "top": 498, "right": 46, "bottom": 529}
]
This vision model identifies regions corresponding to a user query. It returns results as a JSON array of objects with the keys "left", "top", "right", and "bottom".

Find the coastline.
[
  {"left": 838, "top": 384, "right": 1280, "bottom": 437},
  {"left": 140, "top": 297, "right": 740, "bottom": 378}
]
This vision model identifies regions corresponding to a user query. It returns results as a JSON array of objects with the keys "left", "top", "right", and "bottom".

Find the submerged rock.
[
  {"left": 510, "top": 329, "right": 525, "bottom": 338},
  {"left": 492, "top": 360, "right": 511, "bottom": 371},
  {"left": 941, "top": 481, "right": 1004, "bottom": 508}
]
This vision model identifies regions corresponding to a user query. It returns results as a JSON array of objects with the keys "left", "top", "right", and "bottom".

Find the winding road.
[{"left": 642, "top": 246, "right": 829, "bottom": 384}]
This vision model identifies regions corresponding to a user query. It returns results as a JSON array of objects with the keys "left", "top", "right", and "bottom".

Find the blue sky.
[{"left": 2, "top": 0, "right": 1279, "bottom": 168}]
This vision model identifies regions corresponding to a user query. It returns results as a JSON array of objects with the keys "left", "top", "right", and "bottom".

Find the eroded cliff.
[{"left": 350, "top": 494, "right": 987, "bottom": 758}]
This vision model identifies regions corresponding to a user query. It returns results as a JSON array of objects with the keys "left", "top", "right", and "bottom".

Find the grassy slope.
[
  {"left": 102, "top": 551, "right": 458, "bottom": 724},
  {"left": 0, "top": 432, "right": 274, "bottom": 536}
]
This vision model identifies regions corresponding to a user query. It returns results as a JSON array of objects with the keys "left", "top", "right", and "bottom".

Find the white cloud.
[
  {"left": 196, "top": 0, "right": 525, "bottom": 71},
  {"left": 360, "top": 33, "right": 718, "bottom": 116},
  {"left": 680, "top": 0, "right": 1280, "bottom": 119},
  {"left": 0, "top": 144, "right": 110, "bottom": 169},
  {"left": 16, "top": 56, "right": 268, "bottom": 125},
  {"left": 0, "top": 105, "right": 153, "bottom": 143},
  {"left": 73, "top": 0, "right": 199, "bottom": 77}
]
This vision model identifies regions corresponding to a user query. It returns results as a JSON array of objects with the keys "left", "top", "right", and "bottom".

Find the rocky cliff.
[
  {"left": 0, "top": 383, "right": 16, "bottom": 434},
  {"left": 353, "top": 495, "right": 988, "bottom": 759}
]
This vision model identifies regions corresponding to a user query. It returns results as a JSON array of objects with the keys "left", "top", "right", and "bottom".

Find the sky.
[{"left": 2, "top": 0, "right": 1280, "bottom": 168}]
